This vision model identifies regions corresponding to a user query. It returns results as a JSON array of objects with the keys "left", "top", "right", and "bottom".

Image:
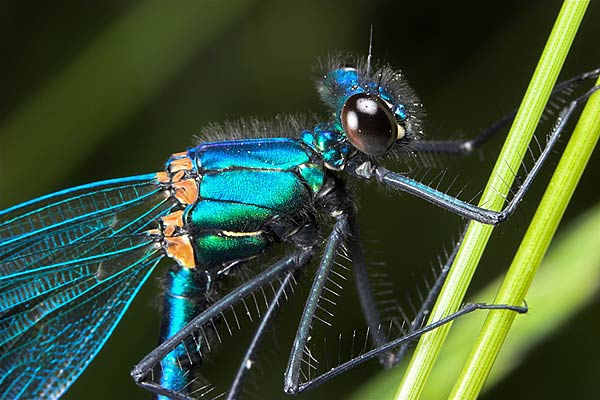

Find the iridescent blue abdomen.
[{"left": 158, "top": 266, "right": 206, "bottom": 398}]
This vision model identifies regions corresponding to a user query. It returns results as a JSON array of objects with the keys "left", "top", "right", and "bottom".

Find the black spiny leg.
[
  {"left": 283, "top": 219, "right": 526, "bottom": 392},
  {"left": 349, "top": 219, "right": 469, "bottom": 369},
  {"left": 293, "top": 222, "right": 525, "bottom": 392},
  {"left": 358, "top": 84, "right": 600, "bottom": 225},
  {"left": 226, "top": 272, "right": 296, "bottom": 400},
  {"left": 346, "top": 214, "right": 395, "bottom": 366},
  {"left": 283, "top": 214, "right": 350, "bottom": 394},
  {"left": 131, "top": 249, "right": 314, "bottom": 400},
  {"left": 295, "top": 302, "right": 527, "bottom": 392},
  {"left": 411, "top": 68, "right": 600, "bottom": 155}
]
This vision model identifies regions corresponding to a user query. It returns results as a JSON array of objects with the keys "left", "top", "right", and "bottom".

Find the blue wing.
[{"left": 0, "top": 174, "right": 173, "bottom": 399}]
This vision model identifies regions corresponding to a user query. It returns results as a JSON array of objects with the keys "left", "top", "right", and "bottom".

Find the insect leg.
[
  {"left": 283, "top": 214, "right": 349, "bottom": 394},
  {"left": 295, "top": 301, "right": 526, "bottom": 392},
  {"left": 358, "top": 85, "right": 600, "bottom": 225},
  {"left": 226, "top": 271, "right": 296, "bottom": 400},
  {"left": 131, "top": 248, "right": 314, "bottom": 399},
  {"left": 380, "top": 224, "right": 468, "bottom": 367},
  {"left": 345, "top": 213, "right": 397, "bottom": 366},
  {"left": 411, "top": 68, "right": 600, "bottom": 155},
  {"left": 283, "top": 222, "right": 526, "bottom": 392}
]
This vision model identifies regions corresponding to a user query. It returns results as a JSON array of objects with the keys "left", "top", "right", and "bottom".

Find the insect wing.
[{"left": 0, "top": 175, "right": 171, "bottom": 399}]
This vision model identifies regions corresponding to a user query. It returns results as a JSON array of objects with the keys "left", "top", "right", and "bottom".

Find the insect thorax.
[{"left": 149, "top": 137, "right": 341, "bottom": 272}]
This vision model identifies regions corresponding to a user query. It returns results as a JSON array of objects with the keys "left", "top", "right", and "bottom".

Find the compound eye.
[{"left": 341, "top": 93, "right": 398, "bottom": 156}]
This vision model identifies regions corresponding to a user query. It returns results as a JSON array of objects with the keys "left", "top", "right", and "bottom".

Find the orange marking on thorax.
[
  {"left": 164, "top": 236, "right": 196, "bottom": 269},
  {"left": 161, "top": 210, "right": 185, "bottom": 227},
  {"left": 150, "top": 151, "right": 199, "bottom": 269},
  {"left": 169, "top": 157, "right": 194, "bottom": 172},
  {"left": 161, "top": 210, "right": 184, "bottom": 236},
  {"left": 156, "top": 153, "right": 200, "bottom": 205},
  {"left": 163, "top": 225, "right": 176, "bottom": 237},
  {"left": 157, "top": 209, "right": 196, "bottom": 269},
  {"left": 156, "top": 171, "right": 169, "bottom": 183},
  {"left": 173, "top": 179, "right": 199, "bottom": 205}
]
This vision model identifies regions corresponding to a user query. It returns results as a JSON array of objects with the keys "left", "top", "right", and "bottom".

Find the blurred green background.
[{"left": 1, "top": 1, "right": 599, "bottom": 399}]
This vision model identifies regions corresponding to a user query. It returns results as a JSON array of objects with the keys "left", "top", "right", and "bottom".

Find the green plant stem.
[
  {"left": 450, "top": 71, "right": 600, "bottom": 399},
  {"left": 350, "top": 201, "right": 600, "bottom": 399},
  {"left": 394, "top": 2, "right": 589, "bottom": 398}
]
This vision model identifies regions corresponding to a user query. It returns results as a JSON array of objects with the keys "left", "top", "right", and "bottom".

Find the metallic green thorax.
[{"left": 184, "top": 138, "right": 325, "bottom": 269}]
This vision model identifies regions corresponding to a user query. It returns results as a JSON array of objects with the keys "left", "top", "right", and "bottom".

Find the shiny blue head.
[{"left": 303, "top": 54, "right": 423, "bottom": 169}]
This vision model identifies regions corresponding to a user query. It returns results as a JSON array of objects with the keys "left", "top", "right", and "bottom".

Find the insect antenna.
[{"left": 366, "top": 25, "right": 374, "bottom": 77}]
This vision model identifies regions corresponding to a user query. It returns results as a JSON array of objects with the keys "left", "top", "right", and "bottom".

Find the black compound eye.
[{"left": 341, "top": 93, "right": 398, "bottom": 156}]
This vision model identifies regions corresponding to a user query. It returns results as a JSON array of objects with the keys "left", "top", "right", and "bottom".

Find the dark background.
[{"left": 1, "top": 1, "right": 598, "bottom": 399}]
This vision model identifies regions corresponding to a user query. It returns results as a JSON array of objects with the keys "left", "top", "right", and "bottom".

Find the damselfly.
[{"left": 1, "top": 45, "right": 598, "bottom": 399}]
